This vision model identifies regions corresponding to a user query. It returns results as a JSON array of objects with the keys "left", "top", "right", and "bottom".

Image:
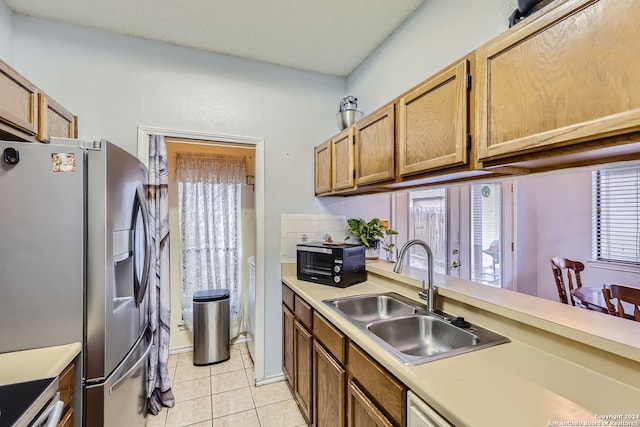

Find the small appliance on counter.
[{"left": 297, "top": 242, "right": 367, "bottom": 287}]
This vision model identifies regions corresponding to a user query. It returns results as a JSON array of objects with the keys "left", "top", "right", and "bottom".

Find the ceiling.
[{"left": 4, "top": 0, "right": 425, "bottom": 77}]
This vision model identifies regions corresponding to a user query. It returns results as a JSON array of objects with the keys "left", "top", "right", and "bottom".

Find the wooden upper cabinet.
[
  {"left": 476, "top": 0, "right": 640, "bottom": 163},
  {"left": 0, "top": 60, "right": 78, "bottom": 143},
  {"left": 355, "top": 103, "right": 395, "bottom": 186},
  {"left": 398, "top": 59, "right": 469, "bottom": 176},
  {"left": 332, "top": 127, "right": 356, "bottom": 191},
  {"left": 38, "top": 94, "right": 78, "bottom": 142},
  {"left": 0, "top": 60, "right": 38, "bottom": 139},
  {"left": 314, "top": 139, "right": 332, "bottom": 195}
]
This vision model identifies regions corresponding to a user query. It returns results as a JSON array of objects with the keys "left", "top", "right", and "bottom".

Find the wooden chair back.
[
  {"left": 602, "top": 284, "right": 640, "bottom": 321},
  {"left": 550, "top": 257, "right": 584, "bottom": 306}
]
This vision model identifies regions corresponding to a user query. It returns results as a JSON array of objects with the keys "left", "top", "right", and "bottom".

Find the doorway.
[{"left": 137, "top": 126, "right": 266, "bottom": 378}]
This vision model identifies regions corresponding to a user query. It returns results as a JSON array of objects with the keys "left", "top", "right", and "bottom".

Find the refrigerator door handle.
[
  {"left": 133, "top": 186, "right": 152, "bottom": 307},
  {"left": 109, "top": 335, "right": 153, "bottom": 394}
]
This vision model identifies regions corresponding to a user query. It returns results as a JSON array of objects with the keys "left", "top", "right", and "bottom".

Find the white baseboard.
[
  {"left": 170, "top": 337, "right": 248, "bottom": 355},
  {"left": 169, "top": 346, "right": 193, "bottom": 355},
  {"left": 254, "top": 372, "right": 286, "bottom": 387}
]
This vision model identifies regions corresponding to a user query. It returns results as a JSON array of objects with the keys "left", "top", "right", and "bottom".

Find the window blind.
[{"left": 592, "top": 165, "right": 640, "bottom": 264}]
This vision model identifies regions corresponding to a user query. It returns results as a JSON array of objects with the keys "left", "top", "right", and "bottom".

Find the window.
[
  {"left": 593, "top": 165, "right": 640, "bottom": 265},
  {"left": 408, "top": 189, "right": 447, "bottom": 274},
  {"left": 470, "top": 184, "right": 502, "bottom": 287}
]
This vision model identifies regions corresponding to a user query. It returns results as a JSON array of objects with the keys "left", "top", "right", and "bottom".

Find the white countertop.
[
  {"left": 0, "top": 342, "right": 81, "bottom": 385},
  {"left": 282, "top": 261, "right": 640, "bottom": 427}
]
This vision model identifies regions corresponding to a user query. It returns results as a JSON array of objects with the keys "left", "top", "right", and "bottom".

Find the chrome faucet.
[{"left": 393, "top": 239, "right": 435, "bottom": 312}]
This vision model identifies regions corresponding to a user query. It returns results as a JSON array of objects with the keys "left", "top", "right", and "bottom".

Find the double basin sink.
[{"left": 323, "top": 292, "right": 510, "bottom": 365}]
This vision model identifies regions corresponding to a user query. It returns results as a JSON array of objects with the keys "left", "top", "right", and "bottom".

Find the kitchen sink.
[
  {"left": 323, "top": 292, "right": 510, "bottom": 365},
  {"left": 331, "top": 294, "right": 417, "bottom": 323},
  {"left": 367, "top": 315, "right": 479, "bottom": 356}
]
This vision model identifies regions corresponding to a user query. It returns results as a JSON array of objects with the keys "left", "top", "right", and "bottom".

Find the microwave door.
[{"left": 298, "top": 252, "right": 333, "bottom": 277}]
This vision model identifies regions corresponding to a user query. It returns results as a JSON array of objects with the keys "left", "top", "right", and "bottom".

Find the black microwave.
[{"left": 297, "top": 242, "right": 367, "bottom": 287}]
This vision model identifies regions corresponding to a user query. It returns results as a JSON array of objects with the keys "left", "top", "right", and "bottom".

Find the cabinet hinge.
[
  {"left": 466, "top": 74, "right": 472, "bottom": 90},
  {"left": 466, "top": 133, "right": 472, "bottom": 150},
  {"left": 352, "top": 135, "right": 356, "bottom": 145}
]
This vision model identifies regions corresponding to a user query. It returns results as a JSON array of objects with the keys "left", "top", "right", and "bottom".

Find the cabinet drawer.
[
  {"left": 348, "top": 342, "right": 405, "bottom": 426},
  {"left": 313, "top": 312, "right": 346, "bottom": 365},
  {"left": 294, "top": 295, "right": 313, "bottom": 330},
  {"left": 282, "top": 283, "right": 294, "bottom": 311}
]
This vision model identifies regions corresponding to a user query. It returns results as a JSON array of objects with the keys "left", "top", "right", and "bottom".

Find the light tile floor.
[{"left": 145, "top": 343, "right": 307, "bottom": 427}]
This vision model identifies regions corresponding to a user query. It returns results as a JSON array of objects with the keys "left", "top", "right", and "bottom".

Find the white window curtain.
[{"left": 177, "top": 153, "right": 246, "bottom": 339}]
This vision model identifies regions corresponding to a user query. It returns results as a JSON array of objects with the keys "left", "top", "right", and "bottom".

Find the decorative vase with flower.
[{"left": 345, "top": 218, "right": 398, "bottom": 260}]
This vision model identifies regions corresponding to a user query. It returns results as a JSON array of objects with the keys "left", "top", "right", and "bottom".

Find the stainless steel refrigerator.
[{"left": 0, "top": 138, "right": 152, "bottom": 426}]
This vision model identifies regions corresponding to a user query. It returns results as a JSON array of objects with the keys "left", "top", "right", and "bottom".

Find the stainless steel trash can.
[{"left": 193, "top": 289, "right": 230, "bottom": 365}]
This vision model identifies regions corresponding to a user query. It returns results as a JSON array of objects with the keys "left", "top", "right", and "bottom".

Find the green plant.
[{"left": 346, "top": 218, "right": 398, "bottom": 252}]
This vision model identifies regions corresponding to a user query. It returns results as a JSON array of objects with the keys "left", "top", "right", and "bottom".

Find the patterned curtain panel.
[
  {"left": 146, "top": 134, "right": 175, "bottom": 415},
  {"left": 177, "top": 153, "right": 246, "bottom": 339}
]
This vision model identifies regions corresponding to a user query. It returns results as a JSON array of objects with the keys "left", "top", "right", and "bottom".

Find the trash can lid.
[{"left": 193, "top": 289, "right": 230, "bottom": 302}]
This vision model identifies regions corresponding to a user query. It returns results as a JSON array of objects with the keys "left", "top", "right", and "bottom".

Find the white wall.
[
  {"left": 523, "top": 170, "right": 640, "bottom": 302},
  {"left": 11, "top": 15, "right": 345, "bottom": 380},
  {"left": 347, "top": 0, "right": 516, "bottom": 114},
  {"left": 0, "top": 1, "right": 13, "bottom": 63},
  {"left": 321, "top": 0, "right": 517, "bottom": 242}
]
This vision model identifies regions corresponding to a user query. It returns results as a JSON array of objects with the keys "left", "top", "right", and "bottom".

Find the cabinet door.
[
  {"left": 0, "top": 60, "right": 38, "bottom": 138},
  {"left": 37, "top": 94, "right": 77, "bottom": 142},
  {"left": 355, "top": 103, "right": 395, "bottom": 186},
  {"left": 347, "top": 380, "right": 393, "bottom": 427},
  {"left": 58, "top": 362, "right": 75, "bottom": 425},
  {"left": 294, "top": 320, "right": 313, "bottom": 423},
  {"left": 347, "top": 342, "right": 405, "bottom": 426},
  {"left": 313, "top": 341, "right": 346, "bottom": 427},
  {"left": 476, "top": 0, "right": 640, "bottom": 162},
  {"left": 332, "top": 127, "right": 356, "bottom": 191},
  {"left": 282, "top": 304, "right": 295, "bottom": 389},
  {"left": 315, "top": 139, "right": 332, "bottom": 195},
  {"left": 398, "top": 60, "right": 469, "bottom": 176}
]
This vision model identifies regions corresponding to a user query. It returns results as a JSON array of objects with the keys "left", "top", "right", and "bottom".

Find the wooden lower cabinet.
[
  {"left": 347, "top": 343, "right": 405, "bottom": 426},
  {"left": 347, "top": 380, "right": 393, "bottom": 427},
  {"left": 283, "top": 284, "right": 406, "bottom": 427},
  {"left": 313, "top": 341, "right": 346, "bottom": 427},
  {"left": 283, "top": 303, "right": 295, "bottom": 388},
  {"left": 294, "top": 320, "right": 313, "bottom": 422},
  {"left": 58, "top": 361, "right": 75, "bottom": 426},
  {"left": 282, "top": 283, "right": 314, "bottom": 424}
]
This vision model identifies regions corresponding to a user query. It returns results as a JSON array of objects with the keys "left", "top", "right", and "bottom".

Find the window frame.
[{"left": 592, "top": 165, "right": 640, "bottom": 267}]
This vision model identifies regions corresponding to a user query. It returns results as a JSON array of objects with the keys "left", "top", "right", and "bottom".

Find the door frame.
[{"left": 136, "top": 125, "right": 266, "bottom": 378}]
